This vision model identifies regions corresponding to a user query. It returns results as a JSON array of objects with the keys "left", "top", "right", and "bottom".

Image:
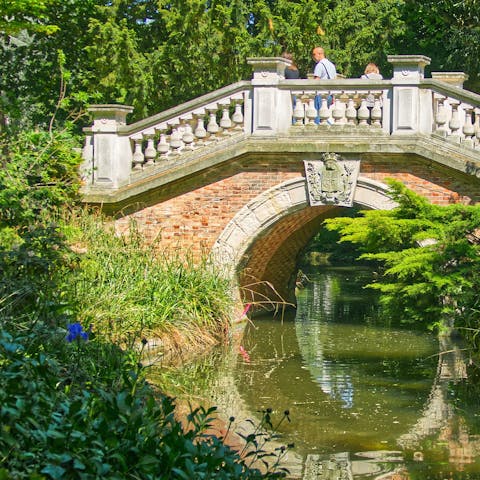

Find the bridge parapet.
[{"left": 81, "top": 55, "right": 480, "bottom": 195}]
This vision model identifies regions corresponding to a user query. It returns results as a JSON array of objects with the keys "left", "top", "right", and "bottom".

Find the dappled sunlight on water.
[{"left": 150, "top": 266, "right": 480, "bottom": 479}]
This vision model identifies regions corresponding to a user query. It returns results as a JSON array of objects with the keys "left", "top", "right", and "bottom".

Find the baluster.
[
  {"left": 448, "top": 101, "right": 461, "bottom": 141},
  {"left": 357, "top": 96, "right": 369, "bottom": 126},
  {"left": 332, "top": 93, "right": 345, "bottom": 125},
  {"left": 169, "top": 126, "right": 183, "bottom": 155},
  {"left": 144, "top": 131, "right": 156, "bottom": 166},
  {"left": 156, "top": 132, "right": 170, "bottom": 158},
  {"left": 231, "top": 101, "right": 244, "bottom": 131},
  {"left": 193, "top": 111, "right": 208, "bottom": 146},
  {"left": 371, "top": 94, "right": 382, "bottom": 127},
  {"left": 345, "top": 95, "right": 357, "bottom": 125},
  {"left": 305, "top": 95, "right": 317, "bottom": 125},
  {"left": 292, "top": 92, "right": 305, "bottom": 125},
  {"left": 219, "top": 102, "right": 232, "bottom": 135},
  {"left": 206, "top": 106, "right": 220, "bottom": 141},
  {"left": 462, "top": 106, "right": 475, "bottom": 148},
  {"left": 475, "top": 108, "right": 480, "bottom": 149},
  {"left": 179, "top": 117, "right": 195, "bottom": 150},
  {"left": 319, "top": 95, "right": 330, "bottom": 124},
  {"left": 435, "top": 96, "right": 448, "bottom": 136},
  {"left": 131, "top": 135, "right": 144, "bottom": 170}
]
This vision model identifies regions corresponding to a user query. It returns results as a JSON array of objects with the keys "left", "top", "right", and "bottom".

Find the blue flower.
[{"left": 66, "top": 323, "right": 89, "bottom": 342}]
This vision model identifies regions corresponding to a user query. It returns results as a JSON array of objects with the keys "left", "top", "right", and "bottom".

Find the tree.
[
  {"left": 0, "top": 0, "right": 102, "bottom": 129},
  {"left": 84, "top": 11, "right": 151, "bottom": 118},
  {"left": 322, "top": 0, "right": 407, "bottom": 78},
  {"left": 400, "top": 0, "right": 480, "bottom": 92},
  {"left": 2, "top": 0, "right": 478, "bottom": 132},
  {"left": 324, "top": 180, "right": 480, "bottom": 335},
  {"left": 0, "top": 0, "right": 58, "bottom": 36}
]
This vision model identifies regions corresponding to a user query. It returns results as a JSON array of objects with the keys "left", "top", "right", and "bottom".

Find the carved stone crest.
[{"left": 304, "top": 154, "right": 360, "bottom": 206}]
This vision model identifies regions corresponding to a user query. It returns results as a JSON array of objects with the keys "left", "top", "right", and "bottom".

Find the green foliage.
[
  {"left": 400, "top": 0, "right": 480, "bottom": 92},
  {"left": 0, "top": 125, "right": 289, "bottom": 479},
  {"left": 0, "top": 316, "right": 289, "bottom": 479},
  {"left": 3, "top": 0, "right": 478, "bottom": 132},
  {"left": 0, "top": 129, "right": 82, "bottom": 228},
  {"left": 299, "top": 208, "right": 372, "bottom": 265},
  {"left": 324, "top": 179, "right": 480, "bottom": 331},
  {"left": 323, "top": 0, "right": 406, "bottom": 78},
  {"left": 0, "top": 128, "right": 82, "bottom": 317},
  {"left": 0, "top": 0, "right": 58, "bottom": 35},
  {"left": 84, "top": 12, "right": 151, "bottom": 118},
  {"left": 62, "top": 210, "right": 234, "bottom": 345}
]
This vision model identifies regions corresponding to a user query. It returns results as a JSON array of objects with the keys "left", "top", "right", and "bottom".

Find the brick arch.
[{"left": 212, "top": 176, "right": 396, "bottom": 304}]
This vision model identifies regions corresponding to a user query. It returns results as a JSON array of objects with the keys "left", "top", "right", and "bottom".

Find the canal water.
[{"left": 152, "top": 266, "right": 480, "bottom": 479}]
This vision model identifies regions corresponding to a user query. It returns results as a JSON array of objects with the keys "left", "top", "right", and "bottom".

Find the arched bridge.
[{"left": 81, "top": 55, "right": 480, "bottom": 305}]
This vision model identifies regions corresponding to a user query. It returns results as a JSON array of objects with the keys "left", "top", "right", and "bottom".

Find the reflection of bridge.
[
  {"left": 397, "top": 336, "right": 468, "bottom": 450},
  {"left": 300, "top": 333, "right": 477, "bottom": 479},
  {"left": 81, "top": 54, "right": 480, "bottom": 301},
  {"left": 191, "top": 302, "right": 477, "bottom": 479}
]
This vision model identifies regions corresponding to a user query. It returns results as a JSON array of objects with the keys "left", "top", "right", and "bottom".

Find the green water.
[
  {"left": 152, "top": 266, "right": 480, "bottom": 479},
  {"left": 237, "top": 268, "right": 439, "bottom": 453}
]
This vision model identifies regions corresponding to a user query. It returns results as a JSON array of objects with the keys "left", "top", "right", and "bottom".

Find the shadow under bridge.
[{"left": 211, "top": 175, "right": 396, "bottom": 309}]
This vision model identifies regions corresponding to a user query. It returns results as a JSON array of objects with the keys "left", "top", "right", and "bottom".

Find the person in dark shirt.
[{"left": 282, "top": 51, "right": 300, "bottom": 79}]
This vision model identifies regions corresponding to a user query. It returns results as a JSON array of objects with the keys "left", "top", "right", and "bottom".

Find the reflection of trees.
[
  {"left": 295, "top": 271, "right": 358, "bottom": 408},
  {"left": 396, "top": 336, "right": 480, "bottom": 471},
  {"left": 295, "top": 270, "right": 436, "bottom": 413},
  {"left": 157, "top": 267, "right": 480, "bottom": 477},
  {"left": 295, "top": 317, "right": 354, "bottom": 408}
]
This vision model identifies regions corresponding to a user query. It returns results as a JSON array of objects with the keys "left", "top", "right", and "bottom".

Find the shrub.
[{"left": 0, "top": 316, "right": 289, "bottom": 479}]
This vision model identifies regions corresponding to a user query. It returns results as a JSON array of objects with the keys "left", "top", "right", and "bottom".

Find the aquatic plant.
[{"left": 62, "top": 209, "right": 234, "bottom": 349}]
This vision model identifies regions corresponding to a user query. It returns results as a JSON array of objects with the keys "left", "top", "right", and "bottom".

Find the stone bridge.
[{"left": 81, "top": 55, "right": 480, "bottom": 305}]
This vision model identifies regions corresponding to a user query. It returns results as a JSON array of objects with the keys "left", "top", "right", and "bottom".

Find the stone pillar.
[
  {"left": 387, "top": 55, "right": 431, "bottom": 135},
  {"left": 247, "top": 57, "right": 292, "bottom": 136},
  {"left": 431, "top": 72, "right": 469, "bottom": 88},
  {"left": 86, "top": 104, "right": 134, "bottom": 189}
]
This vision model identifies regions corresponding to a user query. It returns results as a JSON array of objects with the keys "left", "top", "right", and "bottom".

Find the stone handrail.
[
  {"left": 82, "top": 82, "right": 252, "bottom": 189},
  {"left": 81, "top": 55, "right": 480, "bottom": 192}
]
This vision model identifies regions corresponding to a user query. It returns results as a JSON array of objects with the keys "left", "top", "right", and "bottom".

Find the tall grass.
[
  {"left": 62, "top": 209, "right": 235, "bottom": 351},
  {"left": 0, "top": 128, "right": 291, "bottom": 479}
]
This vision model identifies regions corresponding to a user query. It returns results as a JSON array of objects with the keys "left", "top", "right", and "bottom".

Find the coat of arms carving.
[{"left": 304, "top": 154, "right": 360, "bottom": 206}]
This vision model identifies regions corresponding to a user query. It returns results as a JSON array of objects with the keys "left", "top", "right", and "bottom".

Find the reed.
[{"left": 62, "top": 209, "right": 234, "bottom": 350}]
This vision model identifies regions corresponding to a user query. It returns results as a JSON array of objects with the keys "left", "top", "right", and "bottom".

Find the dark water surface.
[{"left": 152, "top": 266, "right": 480, "bottom": 479}]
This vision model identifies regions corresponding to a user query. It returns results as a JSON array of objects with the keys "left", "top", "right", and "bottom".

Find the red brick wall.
[{"left": 114, "top": 153, "right": 479, "bottom": 301}]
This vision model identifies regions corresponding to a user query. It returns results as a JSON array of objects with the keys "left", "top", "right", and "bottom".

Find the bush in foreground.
[{"left": 0, "top": 316, "right": 289, "bottom": 479}]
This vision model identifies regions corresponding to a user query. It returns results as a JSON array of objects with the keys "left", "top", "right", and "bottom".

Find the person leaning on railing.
[
  {"left": 311, "top": 46, "right": 337, "bottom": 124},
  {"left": 361, "top": 63, "right": 383, "bottom": 109}
]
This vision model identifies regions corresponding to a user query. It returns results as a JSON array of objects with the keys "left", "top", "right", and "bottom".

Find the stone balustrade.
[
  {"left": 129, "top": 93, "right": 247, "bottom": 169},
  {"left": 81, "top": 55, "right": 480, "bottom": 191}
]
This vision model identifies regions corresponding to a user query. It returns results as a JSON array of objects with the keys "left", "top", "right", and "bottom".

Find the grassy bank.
[
  {"left": 0, "top": 129, "right": 290, "bottom": 479},
  {"left": 63, "top": 209, "right": 235, "bottom": 352}
]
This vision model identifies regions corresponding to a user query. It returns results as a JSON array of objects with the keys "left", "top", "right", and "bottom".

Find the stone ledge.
[{"left": 82, "top": 133, "right": 480, "bottom": 208}]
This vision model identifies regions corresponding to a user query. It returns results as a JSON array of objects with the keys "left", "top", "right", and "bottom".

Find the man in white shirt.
[
  {"left": 311, "top": 47, "right": 337, "bottom": 124},
  {"left": 312, "top": 47, "right": 337, "bottom": 79}
]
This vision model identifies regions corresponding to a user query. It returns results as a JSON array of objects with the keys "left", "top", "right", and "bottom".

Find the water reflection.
[
  {"left": 149, "top": 266, "right": 480, "bottom": 479},
  {"left": 233, "top": 267, "right": 479, "bottom": 478}
]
